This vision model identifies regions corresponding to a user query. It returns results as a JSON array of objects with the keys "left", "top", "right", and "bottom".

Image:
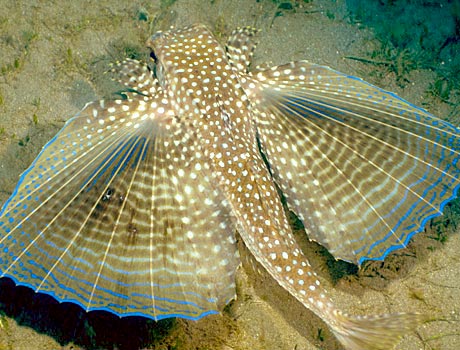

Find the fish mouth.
[{"left": 146, "top": 30, "right": 164, "bottom": 47}]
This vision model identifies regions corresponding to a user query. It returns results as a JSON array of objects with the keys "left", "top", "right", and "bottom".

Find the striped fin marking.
[
  {"left": 242, "top": 61, "right": 460, "bottom": 264},
  {"left": 0, "top": 64, "right": 239, "bottom": 320}
]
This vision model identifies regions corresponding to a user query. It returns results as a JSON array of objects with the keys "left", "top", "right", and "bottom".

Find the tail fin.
[{"left": 331, "top": 311, "right": 428, "bottom": 350}]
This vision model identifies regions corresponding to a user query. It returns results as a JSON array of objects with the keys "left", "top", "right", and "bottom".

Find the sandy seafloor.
[{"left": 0, "top": 0, "right": 459, "bottom": 349}]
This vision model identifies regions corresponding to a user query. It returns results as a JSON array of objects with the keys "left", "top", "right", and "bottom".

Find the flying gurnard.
[{"left": 0, "top": 24, "right": 458, "bottom": 349}]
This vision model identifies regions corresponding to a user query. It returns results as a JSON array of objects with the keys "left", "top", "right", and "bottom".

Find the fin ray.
[
  {"left": 0, "top": 90, "right": 239, "bottom": 320},
  {"left": 332, "top": 311, "right": 428, "bottom": 350},
  {"left": 245, "top": 61, "right": 460, "bottom": 263}
]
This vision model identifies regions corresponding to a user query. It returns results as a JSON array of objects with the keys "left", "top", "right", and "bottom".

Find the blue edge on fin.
[
  {"left": 338, "top": 73, "right": 460, "bottom": 265},
  {"left": 0, "top": 116, "right": 220, "bottom": 321},
  {"left": 0, "top": 72, "right": 459, "bottom": 319}
]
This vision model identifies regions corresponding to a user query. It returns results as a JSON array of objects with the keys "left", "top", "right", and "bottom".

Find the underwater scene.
[{"left": 0, "top": 0, "right": 459, "bottom": 349}]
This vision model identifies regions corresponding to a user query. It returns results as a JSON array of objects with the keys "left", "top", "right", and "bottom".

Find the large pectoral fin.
[
  {"left": 244, "top": 61, "right": 460, "bottom": 264},
  {"left": 0, "top": 91, "right": 239, "bottom": 320}
]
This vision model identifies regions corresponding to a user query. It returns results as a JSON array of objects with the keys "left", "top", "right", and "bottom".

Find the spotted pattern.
[
  {"left": 0, "top": 24, "right": 456, "bottom": 349},
  {"left": 242, "top": 62, "right": 460, "bottom": 264}
]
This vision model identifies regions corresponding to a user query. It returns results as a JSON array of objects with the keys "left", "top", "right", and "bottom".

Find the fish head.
[{"left": 146, "top": 24, "right": 233, "bottom": 116}]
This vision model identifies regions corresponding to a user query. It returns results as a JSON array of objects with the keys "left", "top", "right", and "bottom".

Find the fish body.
[{"left": 1, "top": 24, "right": 459, "bottom": 349}]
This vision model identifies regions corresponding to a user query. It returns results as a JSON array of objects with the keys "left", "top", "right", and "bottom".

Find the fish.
[{"left": 0, "top": 23, "right": 458, "bottom": 349}]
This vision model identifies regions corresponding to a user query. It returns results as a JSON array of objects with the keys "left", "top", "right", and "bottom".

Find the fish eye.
[
  {"left": 148, "top": 51, "right": 159, "bottom": 79},
  {"left": 150, "top": 50, "right": 157, "bottom": 63}
]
